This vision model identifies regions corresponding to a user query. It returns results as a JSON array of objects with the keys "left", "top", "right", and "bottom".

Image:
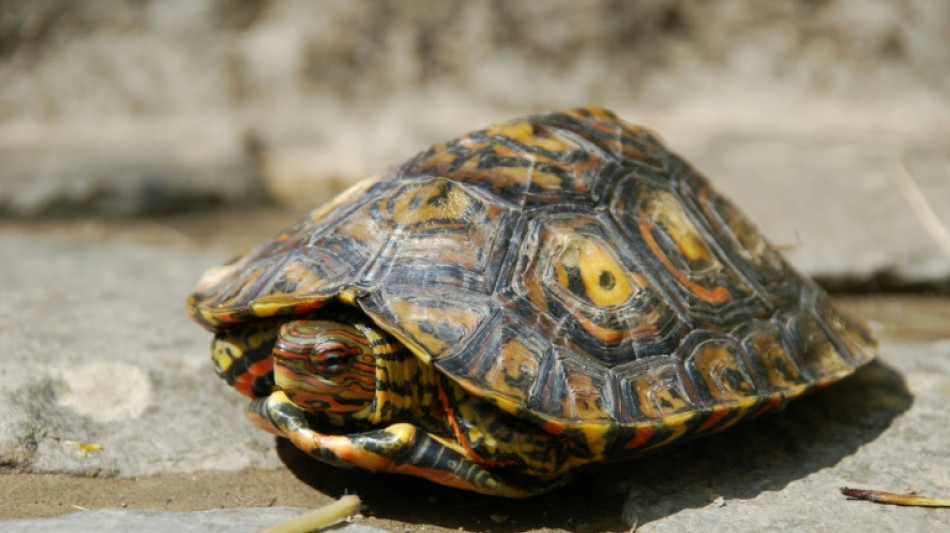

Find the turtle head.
[
  {"left": 212, "top": 315, "right": 435, "bottom": 427},
  {"left": 272, "top": 320, "right": 378, "bottom": 417}
]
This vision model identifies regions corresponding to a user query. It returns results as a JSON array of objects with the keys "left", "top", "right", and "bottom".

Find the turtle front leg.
[{"left": 250, "top": 391, "right": 542, "bottom": 497}]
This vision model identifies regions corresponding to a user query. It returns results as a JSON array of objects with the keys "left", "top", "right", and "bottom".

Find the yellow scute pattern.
[
  {"left": 556, "top": 235, "right": 637, "bottom": 308},
  {"left": 692, "top": 344, "right": 756, "bottom": 402},
  {"left": 747, "top": 331, "right": 803, "bottom": 389},
  {"left": 649, "top": 192, "right": 715, "bottom": 265},
  {"left": 484, "top": 339, "right": 541, "bottom": 404},
  {"left": 389, "top": 180, "right": 474, "bottom": 229},
  {"left": 365, "top": 293, "right": 491, "bottom": 361}
]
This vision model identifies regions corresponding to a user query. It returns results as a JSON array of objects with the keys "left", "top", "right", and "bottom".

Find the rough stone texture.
[
  {"left": 3, "top": 1, "right": 947, "bottom": 119},
  {"left": 1, "top": 221, "right": 948, "bottom": 531},
  {"left": 673, "top": 128, "right": 950, "bottom": 287},
  {"left": 0, "top": 508, "right": 383, "bottom": 533},
  {"left": 0, "top": 120, "right": 270, "bottom": 217},
  {"left": 621, "top": 339, "right": 950, "bottom": 532},
  {"left": 0, "top": 232, "right": 284, "bottom": 476},
  {"left": 1, "top": 1, "right": 949, "bottom": 282}
]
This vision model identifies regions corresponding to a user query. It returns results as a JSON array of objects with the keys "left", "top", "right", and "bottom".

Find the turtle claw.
[
  {"left": 247, "top": 396, "right": 284, "bottom": 436},
  {"left": 254, "top": 391, "right": 541, "bottom": 497}
]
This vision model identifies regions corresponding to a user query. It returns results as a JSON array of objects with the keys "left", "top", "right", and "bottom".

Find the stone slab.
[
  {"left": 0, "top": 508, "right": 384, "bottom": 533},
  {"left": 664, "top": 122, "right": 950, "bottom": 287},
  {"left": 2, "top": 1, "right": 950, "bottom": 283},
  {"left": 1, "top": 224, "right": 948, "bottom": 531},
  {"left": 0, "top": 120, "right": 269, "bottom": 217},
  {"left": 622, "top": 338, "right": 950, "bottom": 532},
  {"left": 0, "top": 232, "right": 284, "bottom": 476}
]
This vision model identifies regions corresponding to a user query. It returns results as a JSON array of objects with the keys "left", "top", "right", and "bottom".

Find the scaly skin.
[{"left": 219, "top": 314, "right": 565, "bottom": 496}]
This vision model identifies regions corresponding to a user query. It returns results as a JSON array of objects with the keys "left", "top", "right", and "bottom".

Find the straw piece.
[
  {"left": 890, "top": 158, "right": 950, "bottom": 262},
  {"left": 257, "top": 495, "right": 362, "bottom": 533},
  {"left": 840, "top": 487, "right": 950, "bottom": 507}
]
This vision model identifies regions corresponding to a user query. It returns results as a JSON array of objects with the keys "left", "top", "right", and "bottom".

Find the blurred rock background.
[
  {"left": 1, "top": 0, "right": 949, "bottom": 283},
  {"left": 3, "top": 3, "right": 950, "bottom": 529}
]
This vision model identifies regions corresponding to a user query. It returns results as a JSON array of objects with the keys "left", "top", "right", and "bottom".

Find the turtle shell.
[{"left": 189, "top": 107, "right": 876, "bottom": 430}]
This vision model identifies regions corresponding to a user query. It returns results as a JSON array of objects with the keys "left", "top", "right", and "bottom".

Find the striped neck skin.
[{"left": 273, "top": 318, "right": 438, "bottom": 428}]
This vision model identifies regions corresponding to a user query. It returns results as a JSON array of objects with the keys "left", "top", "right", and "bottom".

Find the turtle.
[{"left": 187, "top": 107, "right": 876, "bottom": 497}]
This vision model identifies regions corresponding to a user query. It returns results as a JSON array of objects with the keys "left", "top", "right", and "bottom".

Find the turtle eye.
[{"left": 314, "top": 349, "right": 349, "bottom": 375}]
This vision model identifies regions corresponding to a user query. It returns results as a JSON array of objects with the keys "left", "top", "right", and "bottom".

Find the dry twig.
[
  {"left": 841, "top": 487, "right": 950, "bottom": 508},
  {"left": 256, "top": 495, "right": 362, "bottom": 533}
]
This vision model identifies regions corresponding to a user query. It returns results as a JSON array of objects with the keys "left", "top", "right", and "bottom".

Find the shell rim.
[{"left": 188, "top": 290, "right": 872, "bottom": 431}]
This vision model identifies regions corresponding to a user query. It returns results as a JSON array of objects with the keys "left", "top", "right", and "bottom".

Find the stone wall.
[{"left": 1, "top": 0, "right": 948, "bottom": 283}]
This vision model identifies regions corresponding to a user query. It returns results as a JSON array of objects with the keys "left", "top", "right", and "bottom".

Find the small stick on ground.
[
  {"left": 841, "top": 487, "right": 950, "bottom": 508},
  {"left": 257, "top": 494, "right": 362, "bottom": 533}
]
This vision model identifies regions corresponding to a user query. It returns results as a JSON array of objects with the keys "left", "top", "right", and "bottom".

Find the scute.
[
  {"left": 733, "top": 320, "right": 806, "bottom": 391},
  {"left": 436, "top": 311, "right": 547, "bottom": 414},
  {"left": 531, "top": 348, "right": 613, "bottom": 421},
  {"left": 613, "top": 357, "right": 693, "bottom": 421},
  {"left": 777, "top": 308, "right": 854, "bottom": 380},
  {"left": 188, "top": 179, "right": 392, "bottom": 328},
  {"left": 676, "top": 331, "right": 760, "bottom": 405},
  {"left": 361, "top": 177, "right": 515, "bottom": 294},
  {"left": 189, "top": 107, "right": 876, "bottom": 436},
  {"left": 608, "top": 174, "right": 767, "bottom": 328},
  {"left": 507, "top": 213, "right": 689, "bottom": 368},
  {"left": 676, "top": 163, "right": 800, "bottom": 305},
  {"left": 404, "top": 108, "right": 665, "bottom": 207},
  {"left": 361, "top": 288, "right": 494, "bottom": 361}
]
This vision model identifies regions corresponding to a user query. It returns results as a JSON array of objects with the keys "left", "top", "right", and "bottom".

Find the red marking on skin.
[
  {"left": 342, "top": 331, "right": 373, "bottom": 345},
  {"left": 247, "top": 410, "right": 282, "bottom": 436},
  {"left": 248, "top": 358, "right": 273, "bottom": 377},
  {"left": 638, "top": 216, "right": 731, "bottom": 305},
  {"left": 352, "top": 362, "right": 376, "bottom": 374},
  {"left": 345, "top": 347, "right": 366, "bottom": 358},
  {"left": 436, "top": 382, "right": 518, "bottom": 469},
  {"left": 344, "top": 379, "right": 374, "bottom": 394},
  {"left": 696, "top": 405, "right": 730, "bottom": 433},
  {"left": 291, "top": 390, "right": 362, "bottom": 413},
  {"left": 234, "top": 373, "right": 254, "bottom": 397},
  {"left": 293, "top": 429, "right": 525, "bottom": 497},
  {"left": 304, "top": 328, "right": 371, "bottom": 346},
  {"left": 273, "top": 346, "right": 308, "bottom": 359},
  {"left": 543, "top": 421, "right": 566, "bottom": 435},
  {"left": 623, "top": 425, "right": 653, "bottom": 449},
  {"left": 312, "top": 341, "right": 345, "bottom": 351}
]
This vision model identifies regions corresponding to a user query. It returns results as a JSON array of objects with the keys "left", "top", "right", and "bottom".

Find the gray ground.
[
  {"left": 2, "top": 2, "right": 950, "bottom": 531},
  {"left": 1, "top": 212, "right": 949, "bottom": 533},
  {"left": 2, "top": 2, "right": 949, "bottom": 290}
]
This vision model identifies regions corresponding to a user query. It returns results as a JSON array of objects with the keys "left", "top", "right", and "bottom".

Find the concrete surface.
[
  {"left": 671, "top": 128, "right": 950, "bottom": 288},
  {"left": 0, "top": 120, "right": 270, "bottom": 216},
  {"left": 2, "top": 1, "right": 950, "bottom": 285},
  {"left": 1, "top": 214, "right": 948, "bottom": 532},
  {"left": 0, "top": 231, "right": 283, "bottom": 477},
  {"left": 0, "top": 508, "right": 382, "bottom": 533},
  {"left": 3, "top": 3, "right": 948, "bottom": 531}
]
